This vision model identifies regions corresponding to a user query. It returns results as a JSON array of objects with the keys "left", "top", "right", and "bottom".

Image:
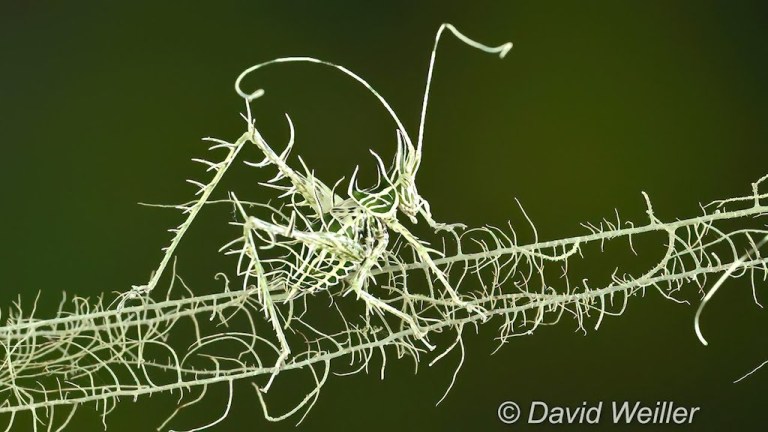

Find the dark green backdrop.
[{"left": 2, "top": 2, "right": 767, "bottom": 431}]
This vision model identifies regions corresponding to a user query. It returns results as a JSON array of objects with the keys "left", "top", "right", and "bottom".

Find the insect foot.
[
  {"left": 115, "top": 283, "right": 150, "bottom": 310},
  {"left": 260, "top": 349, "right": 290, "bottom": 393},
  {"left": 460, "top": 301, "right": 490, "bottom": 322},
  {"left": 431, "top": 221, "right": 468, "bottom": 233},
  {"left": 410, "top": 324, "right": 436, "bottom": 351}
]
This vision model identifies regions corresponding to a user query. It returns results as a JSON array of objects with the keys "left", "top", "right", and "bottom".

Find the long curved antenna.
[
  {"left": 234, "top": 24, "right": 511, "bottom": 176},
  {"left": 417, "top": 24, "right": 512, "bottom": 157},
  {"left": 235, "top": 56, "right": 412, "bottom": 146}
]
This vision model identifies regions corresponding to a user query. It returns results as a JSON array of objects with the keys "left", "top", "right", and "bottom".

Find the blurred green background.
[{"left": 2, "top": 1, "right": 767, "bottom": 431}]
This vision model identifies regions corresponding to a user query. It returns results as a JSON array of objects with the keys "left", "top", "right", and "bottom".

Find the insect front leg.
[
  {"left": 387, "top": 130, "right": 467, "bottom": 234},
  {"left": 418, "top": 198, "right": 467, "bottom": 233}
]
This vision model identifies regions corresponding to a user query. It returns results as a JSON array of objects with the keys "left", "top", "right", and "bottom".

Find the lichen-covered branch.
[{"left": 1, "top": 23, "right": 766, "bottom": 432}]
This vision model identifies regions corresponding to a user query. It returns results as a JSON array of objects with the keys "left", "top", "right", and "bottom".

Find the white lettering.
[{"left": 528, "top": 401, "right": 548, "bottom": 424}]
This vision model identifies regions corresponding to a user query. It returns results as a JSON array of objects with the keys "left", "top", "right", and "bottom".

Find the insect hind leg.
[
  {"left": 346, "top": 260, "right": 435, "bottom": 351},
  {"left": 230, "top": 195, "right": 293, "bottom": 393}
]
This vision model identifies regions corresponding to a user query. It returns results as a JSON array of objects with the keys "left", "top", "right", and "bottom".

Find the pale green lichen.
[{"left": 0, "top": 23, "right": 765, "bottom": 432}]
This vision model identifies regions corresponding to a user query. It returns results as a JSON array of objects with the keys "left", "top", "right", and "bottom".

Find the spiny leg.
[
  {"left": 239, "top": 227, "right": 292, "bottom": 393},
  {"left": 388, "top": 219, "right": 487, "bottom": 320},
  {"left": 419, "top": 199, "right": 467, "bottom": 233},
  {"left": 231, "top": 195, "right": 292, "bottom": 392},
  {"left": 346, "top": 258, "right": 435, "bottom": 350}
]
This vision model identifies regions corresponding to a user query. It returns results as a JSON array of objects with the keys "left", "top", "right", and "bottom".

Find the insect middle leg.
[
  {"left": 345, "top": 256, "right": 435, "bottom": 351},
  {"left": 388, "top": 219, "right": 488, "bottom": 320}
]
